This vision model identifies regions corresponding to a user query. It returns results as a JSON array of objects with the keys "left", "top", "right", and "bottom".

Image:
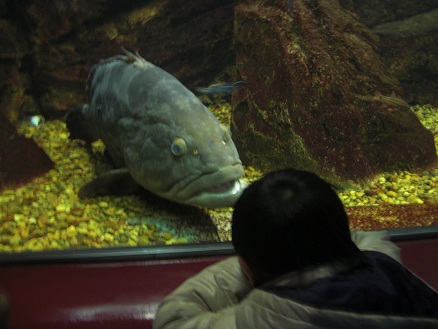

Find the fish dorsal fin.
[
  {"left": 121, "top": 48, "right": 153, "bottom": 70},
  {"left": 93, "top": 49, "right": 153, "bottom": 70},
  {"left": 371, "top": 91, "right": 383, "bottom": 101},
  {"left": 374, "top": 91, "right": 382, "bottom": 97},
  {"left": 96, "top": 54, "right": 126, "bottom": 66}
]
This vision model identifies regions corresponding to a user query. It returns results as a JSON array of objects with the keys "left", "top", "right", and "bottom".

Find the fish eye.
[
  {"left": 220, "top": 124, "right": 232, "bottom": 142},
  {"left": 171, "top": 138, "right": 188, "bottom": 156}
]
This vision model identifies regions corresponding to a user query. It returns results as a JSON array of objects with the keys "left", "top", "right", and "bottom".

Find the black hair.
[{"left": 232, "top": 169, "right": 367, "bottom": 285}]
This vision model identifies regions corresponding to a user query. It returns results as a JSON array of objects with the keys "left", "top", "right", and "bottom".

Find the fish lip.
[
  {"left": 159, "top": 164, "right": 248, "bottom": 208},
  {"left": 184, "top": 178, "right": 248, "bottom": 208}
]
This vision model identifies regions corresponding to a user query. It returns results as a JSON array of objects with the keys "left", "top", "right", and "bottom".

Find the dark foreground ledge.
[{"left": 0, "top": 226, "right": 437, "bottom": 329}]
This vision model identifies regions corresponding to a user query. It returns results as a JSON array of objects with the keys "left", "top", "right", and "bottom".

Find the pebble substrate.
[{"left": 0, "top": 104, "right": 437, "bottom": 251}]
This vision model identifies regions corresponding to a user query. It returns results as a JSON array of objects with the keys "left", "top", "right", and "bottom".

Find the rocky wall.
[
  {"left": 231, "top": 0, "right": 436, "bottom": 186},
  {"left": 0, "top": 0, "right": 235, "bottom": 121},
  {"left": 352, "top": 0, "right": 438, "bottom": 106}
]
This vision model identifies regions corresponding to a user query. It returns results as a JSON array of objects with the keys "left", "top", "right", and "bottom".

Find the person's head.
[{"left": 232, "top": 168, "right": 366, "bottom": 285}]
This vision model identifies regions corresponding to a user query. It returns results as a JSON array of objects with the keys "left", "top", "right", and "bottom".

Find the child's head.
[{"left": 232, "top": 168, "right": 366, "bottom": 285}]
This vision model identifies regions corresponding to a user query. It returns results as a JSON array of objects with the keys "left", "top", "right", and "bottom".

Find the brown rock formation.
[
  {"left": 352, "top": 0, "right": 438, "bottom": 106},
  {"left": 231, "top": 0, "right": 436, "bottom": 186},
  {"left": 0, "top": 112, "right": 54, "bottom": 191}
]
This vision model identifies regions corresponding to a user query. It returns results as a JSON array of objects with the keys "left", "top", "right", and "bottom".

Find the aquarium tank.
[{"left": 0, "top": 0, "right": 437, "bottom": 259}]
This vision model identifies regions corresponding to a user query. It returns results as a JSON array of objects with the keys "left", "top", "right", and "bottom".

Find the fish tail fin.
[{"left": 65, "top": 105, "right": 94, "bottom": 142}]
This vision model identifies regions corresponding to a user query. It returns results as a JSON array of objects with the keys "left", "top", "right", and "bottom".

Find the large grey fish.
[{"left": 66, "top": 50, "right": 247, "bottom": 208}]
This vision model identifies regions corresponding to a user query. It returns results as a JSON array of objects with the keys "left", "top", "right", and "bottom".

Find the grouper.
[{"left": 66, "top": 50, "right": 247, "bottom": 208}]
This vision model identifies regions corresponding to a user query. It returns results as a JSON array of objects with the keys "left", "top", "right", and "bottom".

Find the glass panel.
[{"left": 0, "top": 0, "right": 436, "bottom": 255}]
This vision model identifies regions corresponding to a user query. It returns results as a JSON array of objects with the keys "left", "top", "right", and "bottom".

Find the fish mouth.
[
  {"left": 187, "top": 178, "right": 248, "bottom": 208},
  {"left": 160, "top": 164, "right": 248, "bottom": 208},
  {"left": 201, "top": 179, "right": 244, "bottom": 195},
  {"left": 184, "top": 179, "right": 248, "bottom": 208}
]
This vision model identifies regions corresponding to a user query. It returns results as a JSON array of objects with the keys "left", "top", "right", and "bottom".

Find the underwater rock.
[
  {"left": 0, "top": 18, "right": 29, "bottom": 122},
  {"left": 0, "top": 0, "right": 235, "bottom": 119},
  {"left": 351, "top": 0, "right": 438, "bottom": 106},
  {"left": 231, "top": 0, "right": 437, "bottom": 186},
  {"left": 372, "top": 10, "right": 438, "bottom": 107},
  {"left": 0, "top": 113, "right": 54, "bottom": 192},
  {"left": 351, "top": 0, "right": 438, "bottom": 27}
]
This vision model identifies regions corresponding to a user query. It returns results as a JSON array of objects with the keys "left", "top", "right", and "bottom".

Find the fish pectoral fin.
[{"left": 78, "top": 168, "right": 140, "bottom": 198}]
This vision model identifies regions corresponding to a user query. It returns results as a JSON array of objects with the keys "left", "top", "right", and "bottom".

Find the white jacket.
[{"left": 153, "top": 230, "right": 438, "bottom": 329}]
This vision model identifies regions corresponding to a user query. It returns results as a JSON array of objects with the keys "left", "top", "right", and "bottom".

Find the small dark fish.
[
  {"left": 195, "top": 81, "right": 246, "bottom": 95},
  {"left": 371, "top": 91, "right": 410, "bottom": 112}
]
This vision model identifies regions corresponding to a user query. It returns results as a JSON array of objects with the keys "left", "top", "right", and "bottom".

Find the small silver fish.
[
  {"left": 195, "top": 81, "right": 246, "bottom": 95},
  {"left": 371, "top": 91, "right": 410, "bottom": 112}
]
